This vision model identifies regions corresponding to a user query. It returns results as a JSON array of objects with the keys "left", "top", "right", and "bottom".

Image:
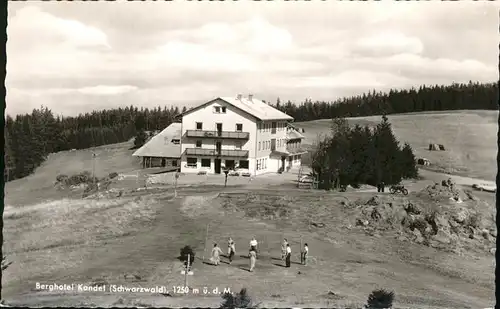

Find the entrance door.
[
  {"left": 214, "top": 159, "right": 222, "bottom": 174},
  {"left": 281, "top": 156, "right": 286, "bottom": 171},
  {"left": 225, "top": 160, "right": 235, "bottom": 170}
]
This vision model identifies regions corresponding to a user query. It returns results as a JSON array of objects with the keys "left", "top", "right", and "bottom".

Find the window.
[
  {"left": 172, "top": 160, "right": 178, "bottom": 167},
  {"left": 239, "top": 160, "right": 249, "bottom": 169},
  {"left": 264, "top": 158, "right": 267, "bottom": 169},
  {"left": 171, "top": 139, "right": 180, "bottom": 145},
  {"left": 258, "top": 142, "right": 261, "bottom": 150},
  {"left": 196, "top": 122, "right": 203, "bottom": 130},
  {"left": 187, "top": 157, "right": 197, "bottom": 167},
  {"left": 267, "top": 141, "right": 270, "bottom": 149},
  {"left": 214, "top": 106, "right": 221, "bottom": 113},
  {"left": 257, "top": 159, "right": 261, "bottom": 170},
  {"left": 235, "top": 142, "right": 242, "bottom": 150},
  {"left": 236, "top": 123, "right": 243, "bottom": 132},
  {"left": 201, "top": 158, "right": 211, "bottom": 167},
  {"left": 196, "top": 140, "right": 202, "bottom": 148},
  {"left": 221, "top": 106, "right": 227, "bottom": 113}
]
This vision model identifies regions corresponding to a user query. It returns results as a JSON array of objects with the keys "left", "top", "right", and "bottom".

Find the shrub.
[
  {"left": 134, "top": 130, "right": 148, "bottom": 148},
  {"left": 221, "top": 288, "right": 256, "bottom": 309},
  {"left": 366, "top": 289, "right": 395, "bottom": 309},
  {"left": 179, "top": 245, "right": 195, "bottom": 267},
  {"left": 56, "top": 174, "right": 69, "bottom": 183},
  {"left": 108, "top": 172, "right": 119, "bottom": 179}
]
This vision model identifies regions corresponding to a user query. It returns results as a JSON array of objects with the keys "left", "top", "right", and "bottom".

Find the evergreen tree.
[
  {"left": 134, "top": 130, "right": 148, "bottom": 149},
  {"left": 400, "top": 143, "right": 419, "bottom": 179},
  {"left": 311, "top": 115, "right": 418, "bottom": 189}
]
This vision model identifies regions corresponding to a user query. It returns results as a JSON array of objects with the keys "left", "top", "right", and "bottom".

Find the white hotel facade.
[{"left": 177, "top": 94, "right": 306, "bottom": 176}]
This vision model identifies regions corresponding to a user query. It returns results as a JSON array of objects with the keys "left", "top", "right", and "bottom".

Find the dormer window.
[
  {"left": 214, "top": 106, "right": 220, "bottom": 113},
  {"left": 221, "top": 106, "right": 227, "bottom": 113},
  {"left": 171, "top": 139, "right": 180, "bottom": 145}
]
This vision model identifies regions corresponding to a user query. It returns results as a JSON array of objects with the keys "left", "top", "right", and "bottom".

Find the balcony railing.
[
  {"left": 286, "top": 144, "right": 308, "bottom": 155},
  {"left": 184, "top": 148, "right": 249, "bottom": 158},
  {"left": 186, "top": 130, "right": 249, "bottom": 139}
]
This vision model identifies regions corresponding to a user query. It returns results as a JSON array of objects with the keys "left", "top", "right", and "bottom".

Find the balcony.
[
  {"left": 286, "top": 144, "right": 308, "bottom": 155},
  {"left": 184, "top": 148, "right": 249, "bottom": 158},
  {"left": 186, "top": 130, "right": 249, "bottom": 140}
]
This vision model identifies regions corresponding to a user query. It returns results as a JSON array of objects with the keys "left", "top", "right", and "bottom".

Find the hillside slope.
[
  {"left": 5, "top": 140, "right": 141, "bottom": 206},
  {"left": 297, "top": 110, "right": 498, "bottom": 181}
]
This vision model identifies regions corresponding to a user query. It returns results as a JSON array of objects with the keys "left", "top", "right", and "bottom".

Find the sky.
[{"left": 6, "top": 1, "right": 499, "bottom": 116}]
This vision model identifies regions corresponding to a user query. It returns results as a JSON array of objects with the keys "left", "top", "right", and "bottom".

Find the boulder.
[
  {"left": 490, "top": 229, "right": 497, "bottom": 238},
  {"left": 404, "top": 202, "right": 421, "bottom": 215},
  {"left": 452, "top": 209, "right": 469, "bottom": 224},
  {"left": 481, "top": 229, "right": 491, "bottom": 241},
  {"left": 432, "top": 229, "right": 451, "bottom": 244},
  {"left": 366, "top": 196, "right": 382, "bottom": 206},
  {"left": 412, "top": 229, "right": 425, "bottom": 244}
]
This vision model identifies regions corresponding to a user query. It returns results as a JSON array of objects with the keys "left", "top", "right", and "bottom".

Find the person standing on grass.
[
  {"left": 249, "top": 237, "right": 258, "bottom": 258},
  {"left": 281, "top": 238, "right": 288, "bottom": 260},
  {"left": 301, "top": 243, "right": 309, "bottom": 265},
  {"left": 210, "top": 243, "right": 223, "bottom": 266},
  {"left": 285, "top": 244, "right": 292, "bottom": 268},
  {"left": 227, "top": 237, "right": 236, "bottom": 264},
  {"left": 249, "top": 248, "right": 257, "bottom": 272}
]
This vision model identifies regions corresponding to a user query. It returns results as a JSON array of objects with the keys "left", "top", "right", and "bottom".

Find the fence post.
[{"left": 184, "top": 254, "right": 190, "bottom": 290}]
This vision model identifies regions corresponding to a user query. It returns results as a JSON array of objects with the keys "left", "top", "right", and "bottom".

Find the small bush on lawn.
[
  {"left": 366, "top": 289, "right": 395, "bottom": 309},
  {"left": 221, "top": 288, "right": 257, "bottom": 309},
  {"left": 179, "top": 245, "right": 195, "bottom": 267},
  {"left": 108, "top": 172, "right": 119, "bottom": 179}
]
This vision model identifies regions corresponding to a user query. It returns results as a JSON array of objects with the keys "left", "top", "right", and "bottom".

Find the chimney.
[
  {"left": 248, "top": 94, "right": 253, "bottom": 102},
  {"left": 236, "top": 94, "right": 242, "bottom": 100}
]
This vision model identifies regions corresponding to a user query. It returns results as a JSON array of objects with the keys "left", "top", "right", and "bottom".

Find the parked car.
[{"left": 472, "top": 183, "right": 496, "bottom": 193}]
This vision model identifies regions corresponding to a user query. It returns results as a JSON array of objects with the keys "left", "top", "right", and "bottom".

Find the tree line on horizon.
[
  {"left": 4, "top": 81, "right": 496, "bottom": 182},
  {"left": 271, "top": 81, "right": 497, "bottom": 121},
  {"left": 5, "top": 105, "right": 187, "bottom": 181}
]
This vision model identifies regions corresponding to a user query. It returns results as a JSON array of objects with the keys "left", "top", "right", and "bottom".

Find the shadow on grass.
[
  {"left": 238, "top": 266, "right": 251, "bottom": 272},
  {"left": 272, "top": 263, "right": 287, "bottom": 268}
]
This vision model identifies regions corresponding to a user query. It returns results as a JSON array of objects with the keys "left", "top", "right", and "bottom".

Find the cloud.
[
  {"left": 9, "top": 85, "right": 138, "bottom": 97},
  {"left": 6, "top": 2, "right": 499, "bottom": 116},
  {"left": 352, "top": 31, "right": 424, "bottom": 57},
  {"left": 8, "top": 6, "right": 110, "bottom": 49}
]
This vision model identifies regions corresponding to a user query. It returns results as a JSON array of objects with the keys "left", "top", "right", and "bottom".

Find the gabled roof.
[
  {"left": 286, "top": 130, "right": 305, "bottom": 140},
  {"left": 180, "top": 96, "right": 293, "bottom": 121},
  {"left": 286, "top": 126, "right": 305, "bottom": 140},
  {"left": 132, "top": 123, "right": 182, "bottom": 158}
]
